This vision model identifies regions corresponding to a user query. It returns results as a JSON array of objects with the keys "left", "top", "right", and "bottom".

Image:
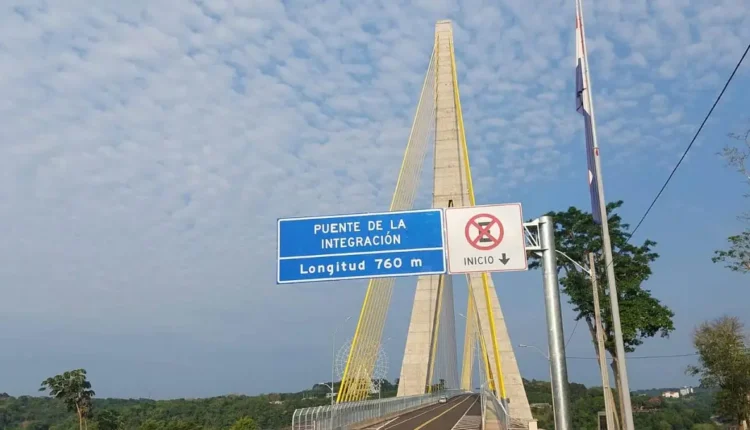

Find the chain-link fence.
[
  {"left": 480, "top": 386, "right": 510, "bottom": 430},
  {"left": 291, "top": 389, "right": 465, "bottom": 430}
]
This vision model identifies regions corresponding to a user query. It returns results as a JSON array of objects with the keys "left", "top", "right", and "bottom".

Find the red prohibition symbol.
[{"left": 465, "top": 213, "right": 504, "bottom": 250}]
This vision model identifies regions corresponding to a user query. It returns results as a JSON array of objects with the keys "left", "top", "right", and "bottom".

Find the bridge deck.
[{"left": 360, "top": 394, "right": 480, "bottom": 430}]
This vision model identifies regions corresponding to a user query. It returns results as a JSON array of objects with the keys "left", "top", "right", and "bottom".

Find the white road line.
[
  {"left": 373, "top": 417, "right": 399, "bottom": 430},
  {"left": 362, "top": 400, "right": 447, "bottom": 430},
  {"left": 452, "top": 416, "right": 481, "bottom": 430},
  {"left": 378, "top": 395, "right": 472, "bottom": 430},
  {"left": 451, "top": 396, "right": 480, "bottom": 430}
]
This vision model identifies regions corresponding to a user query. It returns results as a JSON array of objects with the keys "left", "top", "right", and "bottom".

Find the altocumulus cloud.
[{"left": 0, "top": 0, "right": 748, "bottom": 395}]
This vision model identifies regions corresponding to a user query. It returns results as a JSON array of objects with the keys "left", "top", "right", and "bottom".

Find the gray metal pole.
[
  {"left": 539, "top": 216, "right": 572, "bottom": 430},
  {"left": 591, "top": 133, "right": 635, "bottom": 430},
  {"left": 577, "top": 0, "right": 635, "bottom": 426}
]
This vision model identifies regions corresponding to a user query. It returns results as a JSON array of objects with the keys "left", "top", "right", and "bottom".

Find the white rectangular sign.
[{"left": 445, "top": 203, "right": 528, "bottom": 274}]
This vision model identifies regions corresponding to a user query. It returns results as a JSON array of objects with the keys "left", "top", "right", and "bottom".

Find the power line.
[
  {"left": 627, "top": 43, "right": 750, "bottom": 240},
  {"left": 566, "top": 353, "right": 698, "bottom": 360},
  {"left": 565, "top": 319, "right": 579, "bottom": 348}
]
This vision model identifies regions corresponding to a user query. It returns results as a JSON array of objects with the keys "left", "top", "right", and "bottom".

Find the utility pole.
[
  {"left": 589, "top": 253, "right": 618, "bottom": 430},
  {"left": 576, "top": 0, "right": 635, "bottom": 427},
  {"left": 591, "top": 125, "right": 634, "bottom": 430}
]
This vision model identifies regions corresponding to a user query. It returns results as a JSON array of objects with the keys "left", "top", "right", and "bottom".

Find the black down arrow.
[{"left": 498, "top": 253, "right": 510, "bottom": 265}]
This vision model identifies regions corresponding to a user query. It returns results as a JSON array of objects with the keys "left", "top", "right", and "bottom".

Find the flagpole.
[{"left": 576, "top": 1, "right": 636, "bottom": 429}]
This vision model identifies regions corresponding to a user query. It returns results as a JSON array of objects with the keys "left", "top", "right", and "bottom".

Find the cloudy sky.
[{"left": 1, "top": 0, "right": 749, "bottom": 399}]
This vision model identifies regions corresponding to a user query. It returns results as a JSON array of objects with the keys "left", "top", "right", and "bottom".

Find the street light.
[
  {"left": 518, "top": 343, "right": 549, "bottom": 360},
  {"left": 318, "top": 381, "right": 335, "bottom": 400},
  {"left": 555, "top": 250, "right": 592, "bottom": 275}
]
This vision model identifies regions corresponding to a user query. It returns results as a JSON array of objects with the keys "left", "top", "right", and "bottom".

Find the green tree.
[
  {"left": 380, "top": 378, "right": 395, "bottom": 392},
  {"left": 229, "top": 417, "right": 260, "bottom": 430},
  {"left": 528, "top": 201, "right": 675, "bottom": 414},
  {"left": 656, "top": 420, "right": 672, "bottom": 430},
  {"left": 713, "top": 126, "right": 750, "bottom": 273},
  {"left": 95, "top": 409, "right": 122, "bottom": 430},
  {"left": 140, "top": 419, "right": 203, "bottom": 430},
  {"left": 713, "top": 231, "right": 750, "bottom": 274},
  {"left": 39, "top": 369, "right": 96, "bottom": 430},
  {"left": 688, "top": 316, "right": 750, "bottom": 427}
]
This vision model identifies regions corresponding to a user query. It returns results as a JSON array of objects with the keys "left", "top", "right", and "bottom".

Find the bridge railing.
[
  {"left": 291, "top": 389, "right": 465, "bottom": 430},
  {"left": 480, "top": 386, "right": 510, "bottom": 430}
]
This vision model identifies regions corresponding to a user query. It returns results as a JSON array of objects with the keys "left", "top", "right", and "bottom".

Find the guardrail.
[
  {"left": 291, "top": 389, "right": 465, "bottom": 430},
  {"left": 480, "top": 386, "right": 510, "bottom": 430}
]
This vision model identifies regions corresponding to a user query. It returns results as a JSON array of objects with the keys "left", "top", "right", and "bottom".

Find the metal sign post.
[{"left": 524, "top": 216, "right": 572, "bottom": 430}]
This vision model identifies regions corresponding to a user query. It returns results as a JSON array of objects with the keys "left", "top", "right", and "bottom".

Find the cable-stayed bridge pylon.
[{"left": 334, "top": 20, "right": 534, "bottom": 427}]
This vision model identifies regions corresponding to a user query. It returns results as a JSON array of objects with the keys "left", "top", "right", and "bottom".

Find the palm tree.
[{"left": 39, "top": 369, "right": 95, "bottom": 430}]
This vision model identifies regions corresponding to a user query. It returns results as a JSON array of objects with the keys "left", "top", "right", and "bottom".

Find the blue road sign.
[{"left": 277, "top": 209, "right": 446, "bottom": 284}]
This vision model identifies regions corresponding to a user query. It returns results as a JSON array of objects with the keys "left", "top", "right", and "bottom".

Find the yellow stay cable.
[
  {"left": 449, "top": 38, "right": 507, "bottom": 400},
  {"left": 336, "top": 44, "right": 437, "bottom": 403},
  {"left": 460, "top": 296, "right": 475, "bottom": 389},
  {"left": 475, "top": 304, "right": 494, "bottom": 390}
]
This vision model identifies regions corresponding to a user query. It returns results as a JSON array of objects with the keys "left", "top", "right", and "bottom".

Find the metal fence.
[
  {"left": 291, "top": 389, "right": 465, "bottom": 430},
  {"left": 480, "top": 386, "right": 510, "bottom": 430}
]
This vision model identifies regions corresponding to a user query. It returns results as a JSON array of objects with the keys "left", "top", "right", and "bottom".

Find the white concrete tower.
[{"left": 397, "top": 20, "right": 533, "bottom": 426}]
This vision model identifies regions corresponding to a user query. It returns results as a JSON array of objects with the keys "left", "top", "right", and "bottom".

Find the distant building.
[{"left": 660, "top": 386, "right": 694, "bottom": 398}]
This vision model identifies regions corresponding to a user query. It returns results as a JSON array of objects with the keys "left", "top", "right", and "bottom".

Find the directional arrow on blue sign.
[{"left": 277, "top": 209, "right": 446, "bottom": 284}]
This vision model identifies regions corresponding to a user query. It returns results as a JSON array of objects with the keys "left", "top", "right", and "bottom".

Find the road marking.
[
  {"left": 374, "top": 417, "right": 399, "bottom": 429},
  {"left": 451, "top": 416, "right": 482, "bottom": 430},
  {"left": 412, "top": 395, "right": 475, "bottom": 430},
  {"left": 451, "top": 396, "right": 480, "bottom": 430},
  {"left": 372, "top": 397, "right": 460, "bottom": 430},
  {"left": 377, "top": 395, "right": 469, "bottom": 430}
]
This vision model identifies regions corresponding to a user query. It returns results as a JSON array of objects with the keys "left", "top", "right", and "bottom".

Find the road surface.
[{"left": 362, "top": 394, "right": 481, "bottom": 430}]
